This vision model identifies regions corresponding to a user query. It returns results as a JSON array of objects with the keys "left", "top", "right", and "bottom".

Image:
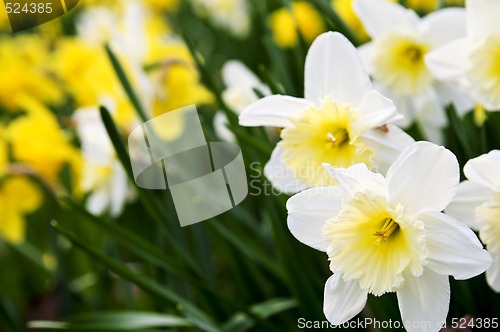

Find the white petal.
[
  {"left": 425, "top": 38, "right": 471, "bottom": 81},
  {"left": 238, "top": 95, "right": 311, "bottom": 128},
  {"left": 396, "top": 269, "right": 450, "bottom": 332},
  {"left": 286, "top": 187, "right": 344, "bottom": 251},
  {"left": 433, "top": 81, "right": 474, "bottom": 116},
  {"left": 263, "top": 147, "right": 308, "bottom": 194},
  {"left": 464, "top": 150, "right": 500, "bottom": 190},
  {"left": 419, "top": 211, "right": 491, "bottom": 279},
  {"left": 445, "top": 180, "right": 492, "bottom": 231},
  {"left": 323, "top": 163, "right": 387, "bottom": 197},
  {"left": 110, "top": 162, "right": 129, "bottom": 217},
  {"left": 361, "top": 125, "right": 415, "bottom": 175},
  {"left": 222, "top": 60, "right": 262, "bottom": 91},
  {"left": 304, "top": 32, "right": 371, "bottom": 105},
  {"left": 352, "top": 90, "right": 402, "bottom": 137},
  {"left": 386, "top": 142, "right": 459, "bottom": 216},
  {"left": 420, "top": 8, "right": 467, "bottom": 48},
  {"left": 324, "top": 274, "right": 368, "bottom": 326},
  {"left": 214, "top": 112, "right": 235, "bottom": 142},
  {"left": 86, "top": 189, "right": 110, "bottom": 216},
  {"left": 384, "top": 89, "right": 417, "bottom": 128},
  {"left": 353, "top": 0, "right": 420, "bottom": 38},
  {"left": 486, "top": 254, "right": 500, "bottom": 292},
  {"left": 467, "top": 0, "right": 500, "bottom": 39},
  {"left": 357, "top": 42, "right": 376, "bottom": 74}
]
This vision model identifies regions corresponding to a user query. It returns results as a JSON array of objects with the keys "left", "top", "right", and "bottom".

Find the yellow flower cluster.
[{"left": 270, "top": 1, "right": 326, "bottom": 48}]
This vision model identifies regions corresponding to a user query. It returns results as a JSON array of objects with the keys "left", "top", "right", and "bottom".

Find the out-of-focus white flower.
[
  {"left": 287, "top": 142, "right": 491, "bottom": 331},
  {"left": 239, "top": 32, "right": 414, "bottom": 194},
  {"left": 222, "top": 61, "right": 270, "bottom": 113},
  {"left": 73, "top": 104, "right": 133, "bottom": 217},
  {"left": 215, "top": 60, "right": 271, "bottom": 141},
  {"left": 426, "top": 0, "right": 500, "bottom": 111},
  {"left": 354, "top": 0, "right": 472, "bottom": 143},
  {"left": 191, "top": 0, "right": 251, "bottom": 38},
  {"left": 76, "top": 6, "right": 120, "bottom": 46},
  {"left": 446, "top": 150, "right": 500, "bottom": 292}
]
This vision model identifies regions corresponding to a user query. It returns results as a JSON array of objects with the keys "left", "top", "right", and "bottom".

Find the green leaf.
[
  {"left": 28, "top": 312, "right": 193, "bottom": 331},
  {"left": 222, "top": 298, "right": 297, "bottom": 332},
  {"left": 51, "top": 221, "right": 222, "bottom": 332},
  {"left": 105, "top": 45, "right": 148, "bottom": 122}
]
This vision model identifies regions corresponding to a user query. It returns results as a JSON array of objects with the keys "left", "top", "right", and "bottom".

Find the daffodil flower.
[
  {"left": 74, "top": 107, "right": 133, "bottom": 217},
  {"left": 354, "top": 0, "right": 472, "bottom": 143},
  {"left": 446, "top": 150, "right": 500, "bottom": 292},
  {"left": 214, "top": 60, "right": 271, "bottom": 141},
  {"left": 287, "top": 142, "right": 491, "bottom": 331},
  {"left": 239, "top": 32, "right": 413, "bottom": 194},
  {"left": 0, "top": 176, "right": 41, "bottom": 243},
  {"left": 426, "top": 0, "right": 500, "bottom": 111}
]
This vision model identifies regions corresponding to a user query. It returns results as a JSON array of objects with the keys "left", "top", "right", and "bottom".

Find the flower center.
[
  {"left": 373, "top": 217, "right": 400, "bottom": 244},
  {"left": 323, "top": 191, "right": 427, "bottom": 296},
  {"left": 467, "top": 33, "right": 500, "bottom": 109},
  {"left": 279, "top": 99, "right": 372, "bottom": 187},
  {"left": 372, "top": 31, "right": 432, "bottom": 95}
]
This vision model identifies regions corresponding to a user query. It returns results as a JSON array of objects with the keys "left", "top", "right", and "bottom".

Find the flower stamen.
[{"left": 374, "top": 217, "right": 400, "bottom": 244}]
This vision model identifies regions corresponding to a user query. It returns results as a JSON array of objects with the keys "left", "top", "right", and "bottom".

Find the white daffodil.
[
  {"left": 354, "top": 0, "right": 472, "bottom": 143},
  {"left": 287, "top": 142, "right": 491, "bottom": 331},
  {"left": 73, "top": 105, "right": 133, "bottom": 217},
  {"left": 190, "top": 0, "right": 251, "bottom": 38},
  {"left": 214, "top": 60, "right": 271, "bottom": 141},
  {"left": 239, "top": 32, "right": 414, "bottom": 194},
  {"left": 426, "top": 0, "right": 500, "bottom": 111},
  {"left": 446, "top": 150, "right": 500, "bottom": 292}
]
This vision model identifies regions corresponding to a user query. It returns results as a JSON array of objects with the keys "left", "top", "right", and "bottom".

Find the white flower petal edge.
[
  {"left": 425, "top": 38, "right": 472, "bottom": 81},
  {"left": 487, "top": 255, "right": 500, "bottom": 292},
  {"left": 396, "top": 269, "right": 450, "bottom": 332},
  {"left": 466, "top": 0, "right": 500, "bottom": 40},
  {"left": 361, "top": 125, "right": 416, "bottom": 175},
  {"left": 420, "top": 8, "right": 466, "bottom": 48},
  {"left": 305, "top": 32, "right": 371, "bottom": 106},
  {"left": 419, "top": 211, "right": 492, "bottom": 279},
  {"left": 287, "top": 186, "right": 344, "bottom": 252},
  {"left": 263, "top": 147, "right": 308, "bottom": 194},
  {"left": 386, "top": 142, "right": 459, "bottom": 216},
  {"left": 238, "top": 95, "right": 312, "bottom": 128},
  {"left": 463, "top": 150, "right": 500, "bottom": 190},
  {"left": 324, "top": 274, "right": 368, "bottom": 326},
  {"left": 323, "top": 163, "right": 387, "bottom": 197},
  {"left": 354, "top": 0, "right": 419, "bottom": 38},
  {"left": 445, "top": 180, "right": 493, "bottom": 231},
  {"left": 352, "top": 90, "right": 402, "bottom": 136}
]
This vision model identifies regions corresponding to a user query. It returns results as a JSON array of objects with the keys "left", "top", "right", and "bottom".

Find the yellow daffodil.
[
  {"left": 0, "top": 130, "right": 7, "bottom": 175},
  {"left": 446, "top": 150, "right": 500, "bottom": 292},
  {"left": 426, "top": 0, "right": 500, "bottom": 111},
  {"left": 270, "top": 1, "right": 326, "bottom": 48},
  {"left": 7, "top": 97, "right": 81, "bottom": 186},
  {"left": 287, "top": 142, "right": 491, "bottom": 331},
  {"left": 240, "top": 32, "right": 414, "bottom": 194},
  {"left": 0, "top": 35, "right": 62, "bottom": 112},
  {"left": 331, "top": 0, "right": 369, "bottom": 41},
  {"left": 0, "top": 176, "right": 41, "bottom": 243},
  {"left": 147, "top": 42, "right": 213, "bottom": 117},
  {"left": 50, "top": 38, "right": 117, "bottom": 108},
  {"left": 355, "top": 0, "right": 472, "bottom": 143}
]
